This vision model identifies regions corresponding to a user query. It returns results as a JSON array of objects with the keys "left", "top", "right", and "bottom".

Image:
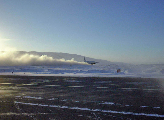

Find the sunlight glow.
[
  {"left": 0, "top": 40, "right": 6, "bottom": 51},
  {"left": 0, "top": 37, "right": 16, "bottom": 51}
]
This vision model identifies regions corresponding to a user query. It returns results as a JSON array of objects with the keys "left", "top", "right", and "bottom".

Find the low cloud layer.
[{"left": 0, "top": 51, "right": 86, "bottom": 66}]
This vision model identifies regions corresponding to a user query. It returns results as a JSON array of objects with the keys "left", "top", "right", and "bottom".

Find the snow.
[
  {"left": 0, "top": 63, "right": 163, "bottom": 78},
  {"left": 0, "top": 51, "right": 164, "bottom": 78}
]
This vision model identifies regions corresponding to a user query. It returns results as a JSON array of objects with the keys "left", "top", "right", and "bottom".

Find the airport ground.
[{"left": 0, "top": 76, "right": 164, "bottom": 120}]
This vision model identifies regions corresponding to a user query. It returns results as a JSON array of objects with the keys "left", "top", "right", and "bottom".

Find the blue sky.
[{"left": 0, "top": 0, "right": 163, "bottom": 64}]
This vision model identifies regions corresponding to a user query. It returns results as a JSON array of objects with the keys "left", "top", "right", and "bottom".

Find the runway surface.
[{"left": 0, "top": 76, "right": 164, "bottom": 119}]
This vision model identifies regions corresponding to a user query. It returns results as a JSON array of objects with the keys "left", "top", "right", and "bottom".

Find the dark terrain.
[{"left": 0, "top": 76, "right": 164, "bottom": 120}]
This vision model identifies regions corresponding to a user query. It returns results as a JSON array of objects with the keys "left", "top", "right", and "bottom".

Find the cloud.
[{"left": 0, "top": 51, "right": 86, "bottom": 66}]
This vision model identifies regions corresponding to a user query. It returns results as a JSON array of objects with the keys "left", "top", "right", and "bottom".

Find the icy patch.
[
  {"left": 48, "top": 98, "right": 58, "bottom": 101},
  {"left": 65, "top": 80, "right": 82, "bottom": 83},
  {"left": 0, "top": 112, "right": 49, "bottom": 116},
  {"left": 0, "top": 83, "right": 13, "bottom": 85},
  {"left": 68, "top": 86, "right": 84, "bottom": 88},
  {"left": 23, "top": 96, "right": 43, "bottom": 99},
  {"left": 15, "top": 101, "right": 164, "bottom": 118},
  {"left": 45, "top": 85, "right": 61, "bottom": 87},
  {"left": 38, "top": 104, "right": 49, "bottom": 107},
  {"left": 22, "top": 83, "right": 37, "bottom": 86},
  {"left": 140, "top": 106, "right": 149, "bottom": 108},
  {"left": 15, "top": 101, "right": 38, "bottom": 106},
  {"left": 153, "top": 107, "right": 160, "bottom": 109},
  {"left": 125, "top": 105, "right": 130, "bottom": 107},
  {"left": 143, "top": 89, "right": 159, "bottom": 91},
  {"left": 100, "top": 102, "right": 115, "bottom": 105}
]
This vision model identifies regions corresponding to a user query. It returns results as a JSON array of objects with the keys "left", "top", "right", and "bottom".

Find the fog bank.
[{"left": 0, "top": 51, "right": 86, "bottom": 66}]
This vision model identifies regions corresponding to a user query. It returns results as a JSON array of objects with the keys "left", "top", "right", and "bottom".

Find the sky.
[{"left": 0, "top": 0, "right": 164, "bottom": 64}]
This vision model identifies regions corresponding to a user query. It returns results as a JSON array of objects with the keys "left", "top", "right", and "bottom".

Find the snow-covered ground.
[
  {"left": 0, "top": 64, "right": 164, "bottom": 78},
  {"left": 0, "top": 51, "right": 164, "bottom": 78}
]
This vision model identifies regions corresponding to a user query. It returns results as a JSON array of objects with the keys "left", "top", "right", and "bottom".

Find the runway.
[{"left": 0, "top": 76, "right": 164, "bottom": 119}]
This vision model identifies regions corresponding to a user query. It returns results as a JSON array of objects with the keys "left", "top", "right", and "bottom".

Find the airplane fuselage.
[{"left": 84, "top": 57, "right": 98, "bottom": 65}]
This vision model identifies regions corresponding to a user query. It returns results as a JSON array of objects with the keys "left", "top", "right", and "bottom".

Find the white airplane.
[{"left": 84, "top": 57, "right": 98, "bottom": 65}]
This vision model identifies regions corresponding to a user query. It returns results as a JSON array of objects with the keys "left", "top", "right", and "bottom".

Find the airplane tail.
[{"left": 84, "top": 57, "right": 86, "bottom": 62}]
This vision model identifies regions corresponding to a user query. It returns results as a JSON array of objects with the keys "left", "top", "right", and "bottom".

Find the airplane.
[{"left": 84, "top": 57, "right": 99, "bottom": 65}]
